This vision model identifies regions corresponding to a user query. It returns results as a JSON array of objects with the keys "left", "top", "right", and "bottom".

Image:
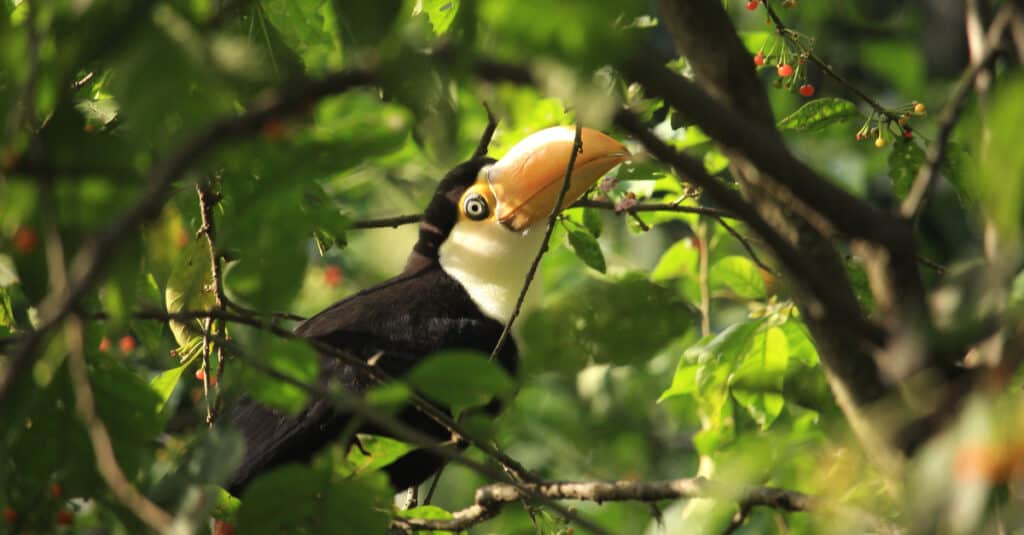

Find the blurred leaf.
[
  {"left": 523, "top": 274, "right": 694, "bottom": 370},
  {"left": 711, "top": 256, "right": 766, "bottom": 300},
  {"left": 238, "top": 466, "right": 390, "bottom": 534},
  {"left": 582, "top": 207, "right": 603, "bottom": 238},
  {"left": 150, "top": 361, "right": 191, "bottom": 414},
  {"left": 407, "top": 350, "right": 515, "bottom": 416},
  {"left": 331, "top": 0, "right": 401, "bottom": 48},
  {"left": 860, "top": 40, "right": 924, "bottom": 96},
  {"left": 777, "top": 98, "right": 859, "bottom": 132},
  {"left": 567, "top": 230, "right": 606, "bottom": 273},
  {"left": 702, "top": 149, "right": 729, "bottom": 175},
  {"left": 650, "top": 239, "right": 699, "bottom": 282},
  {"left": 889, "top": 139, "right": 924, "bottom": 200},
  {"left": 238, "top": 335, "right": 319, "bottom": 415},
  {"left": 974, "top": 77, "right": 1024, "bottom": 243},
  {"left": 415, "top": 0, "right": 460, "bottom": 36}
]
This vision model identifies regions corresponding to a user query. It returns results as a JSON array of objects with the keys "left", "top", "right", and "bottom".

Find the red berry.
[
  {"left": 746, "top": 0, "right": 759, "bottom": 10},
  {"left": 777, "top": 64, "right": 793, "bottom": 77},
  {"left": 195, "top": 368, "right": 217, "bottom": 386},
  {"left": 261, "top": 119, "right": 286, "bottom": 140},
  {"left": 798, "top": 84, "right": 815, "bottom": 97},
  {"left": 12, "top": 226, "right": 37, "bottom": 254},
  {"left": 3, "top": 507, "right": 17, "bottom": 523},
  {"left": 51, "top": 482, "right": 63, "bottom": 498},
  {"left": 855, "top": 133, "right": 863, "bottom": 141},
  {"left": 753, "top": 52, "right": 765, "bottom": 66},
  {"left": 98, "top": 337, "right": 111, "bottom": 352},
  {"left": 56, "top": 509, "right": 73, "bottom": 526},
  {"left": 903, "top": 128, "right": 913, "bottom": 139},
  {"left": 324, "top": 265, "right": 343, "bottom": 288},
  {"left": 118, "top": 335, "right": 136, "bottom": 353}
]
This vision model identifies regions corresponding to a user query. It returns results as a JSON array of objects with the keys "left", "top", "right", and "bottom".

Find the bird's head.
[{"left": 410, "top": 126, "right": 628, "bottom": 322}]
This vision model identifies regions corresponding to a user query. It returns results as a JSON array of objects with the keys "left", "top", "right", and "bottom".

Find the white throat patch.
[{"left": 438, "top": 221, "right": 545, "bottom": 324}]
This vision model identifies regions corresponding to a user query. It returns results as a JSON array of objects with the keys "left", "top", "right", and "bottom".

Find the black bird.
[{"left": 223, "top": 127, "right": 628, "bottom": 496}]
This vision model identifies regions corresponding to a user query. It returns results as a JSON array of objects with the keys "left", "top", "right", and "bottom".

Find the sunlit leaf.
[
  {"left": 406, "top": 351, "right": 515, "bottom": 416},
  {"left": 777, "top": 97, "right": 859, "bottom": 132}
]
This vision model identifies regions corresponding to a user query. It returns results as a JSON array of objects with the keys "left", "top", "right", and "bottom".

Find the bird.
[{"left": 221, "top": 126, "right": 629, "bottom": 499}]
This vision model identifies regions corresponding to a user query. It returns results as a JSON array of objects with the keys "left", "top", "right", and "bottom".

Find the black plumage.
[{"left": 224, "top": 157, "right": 518, "bottom": 495}]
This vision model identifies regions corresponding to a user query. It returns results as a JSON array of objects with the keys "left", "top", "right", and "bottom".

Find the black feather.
[{"left": 224, "top": 157, "right": 517, "bottom": 494}]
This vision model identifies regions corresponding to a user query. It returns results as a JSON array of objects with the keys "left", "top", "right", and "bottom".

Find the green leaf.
[
  {"left": 342, "top": 434, "right": 417, "bottom": 476},
  {"left": 522, "top": 274, "right": 694, "bottom": 370},
  {"left": 567, "top": 230, "right": 606, "bottom": 273},
  {"left": 406, "top": 351, "right": 515, "bottom": 416},
  {"left": 239, "top": 334, "right": 319, "bottom": 415},
  {"left": 164, "top": 239, "right": 216, "bottom": 347},
  {"left": 150, "top": 361, "right": 190, "bottom": 413},
  {"left": 888, "top": 139, "right": 925, "bottom": 200},
  {"left": 650, "top": 239, "right": 698, "bottom": 282},
  {"left": 711, "top": 256, "right": 766, "bottom": 299},
  {"left": 331, "top": 0, "right": 402, "bottom": 48},
  {"left": 777, "top": 98, "right": 859, "bottom": 132},
  {"left": 582, "top": 207, "right": 603, "bottom": 238},
  {"left": 398, "top": 505, "right": 462, "bottom": 535},
  {"left": 416, "top": 0, "right": 460, "bottom": 35},
  {"left": 732, "top": 326, "right": 789, "bottom": 391},
  {"left": 238, "top": 466, "right": 390, "bottom": 535},
  {"left": 703, "top": 149, "right": 730, "bottom": 175},
  {"left": 658, "top": 360, "right": 698, "bottom": 402}
]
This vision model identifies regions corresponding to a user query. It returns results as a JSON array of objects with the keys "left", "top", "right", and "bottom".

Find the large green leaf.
[
  {"left": 888, "top": 139, "right": 925, "bottom": 200},
  {"left": 237, "top": 466, "right": 390, "bottom": 535},
  {"left": 711, "top": 255, "right": 766, "bottom": 300},
  {"left": 777, "top": 98, "right": 859, "bottom": 133},
  {"left": 238, "top": 334, "right": 319, "bottom": 415},
  {"left": 406, "top": 350, "right": 515, "bottom": 416},
  {"left": 523, "top": 274, "right": 694, "bottom": 371}
]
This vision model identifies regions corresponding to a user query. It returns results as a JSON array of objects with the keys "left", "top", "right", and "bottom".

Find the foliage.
[{"left": 1, "top": 0, "right": 1023, "bottom": 534}]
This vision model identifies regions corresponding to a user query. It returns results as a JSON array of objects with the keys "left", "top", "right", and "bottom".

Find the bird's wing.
[{"left": 224, "top": 266, "right": 511, "bottom": 493}]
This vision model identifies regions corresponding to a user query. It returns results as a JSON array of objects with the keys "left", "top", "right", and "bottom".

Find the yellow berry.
[
  {"left": 913, "top": 102, "right": 926, "bottom": 115},
  {"left": 875, "top": 137, "right": 887, "bottom": 148}
]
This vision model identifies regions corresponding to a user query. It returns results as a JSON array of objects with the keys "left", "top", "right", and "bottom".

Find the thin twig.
[
  {"left": 721, "top": 503, "right": 752, "bottom": 535},
  {"left": 349, "top": 213, "right": 424, "bottom": 229},
  {"left": 0, "top": 68, "right": 376, "bottom": 408},
  {"left": 473, "top": 101, "right": 498, "bottom": 159},
  {"left": 716, "top": 216, "right": 779, "bottom": 276},
  {"left": 70, "top": 71, "right": 95, "bottom": 92},
  {"left": 900, "top": 8, "right": 1011, "bottom": 219},
  {"left": 196, "top": 179, "right": 226, "bottom": 425},
  {"left": 423, "top": 468, "right": 444, "bottom": 505},
  {"left": 65, "top": 317, "right": 175, "bottom": 533},
  {"left": 489, "top": 122, "right": 584, "bottom": 362}
]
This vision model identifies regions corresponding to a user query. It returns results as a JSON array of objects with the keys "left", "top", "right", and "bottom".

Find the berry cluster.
[
  {"left": 752, "top": 31, "right": 817, "bottom": 98},
  {"left": 3, "top": 482, "right": 75, "bottom": 530},
  {"left": 855, "top": 102, "right": 926, "bottom": 148}
]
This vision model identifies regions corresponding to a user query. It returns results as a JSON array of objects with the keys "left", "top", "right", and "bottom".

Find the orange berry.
[
  {"left": 324, "top": 265, "right": 343, "bottom": 288},
  {"left": 777, "top": 64, "right": 793, "bottom": 77},
  {"left": 118, "top": 335, "right": 136, "bottom": 353},
  {"left": 12, "top": 226, "right": 37, "bottom": 254},
  {"left": 261, "top": 119, "right": 286, "bottom": 140},
  {"left": 195, "top": 368, "right": 217, "bottom": 386},
  {"left": 51, "top": 482, "right": 63, "bottom": 498},
  {"left": 98, "top": 337, "right": 111, "bottom": 352},
  {"left": 746, "top": 0, "right": 759, "bottom": 10},
  {"left": 753, "top": 52, "right": 765, "bottom": 66}
]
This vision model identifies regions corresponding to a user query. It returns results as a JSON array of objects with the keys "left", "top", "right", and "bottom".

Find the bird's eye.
[{"left": 463, "top": 193, "right": 490, "bottom": 221}]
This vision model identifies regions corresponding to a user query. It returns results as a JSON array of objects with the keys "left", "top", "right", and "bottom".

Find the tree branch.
[
  {"left": 900, "top": 8, "right": 1012, "bottom": 219},
  {"left": 391, "top": 477, "right": 889, "bottom": 533}
]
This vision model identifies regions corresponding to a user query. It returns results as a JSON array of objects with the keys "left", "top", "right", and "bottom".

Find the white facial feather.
[{"left": 438, "top": 220, "right": 544, "bottom": 324}]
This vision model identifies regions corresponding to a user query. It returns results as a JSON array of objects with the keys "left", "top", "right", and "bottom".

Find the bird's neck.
[{"left": 437, "top": 222, "right": 546, "bottom": 324}]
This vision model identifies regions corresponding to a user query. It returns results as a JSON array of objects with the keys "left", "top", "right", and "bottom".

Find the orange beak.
[{"left": 486, "top": 126, "right": 629, "bottom": 231}]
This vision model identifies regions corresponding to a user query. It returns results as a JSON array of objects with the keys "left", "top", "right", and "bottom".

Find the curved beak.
[{"left": 487, "top": 126, "right": 629, "bottom": 231}]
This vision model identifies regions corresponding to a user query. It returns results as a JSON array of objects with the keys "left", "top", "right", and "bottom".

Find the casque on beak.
[{"left": 486, "top": 126, "right": 629, "bottom": 231}]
